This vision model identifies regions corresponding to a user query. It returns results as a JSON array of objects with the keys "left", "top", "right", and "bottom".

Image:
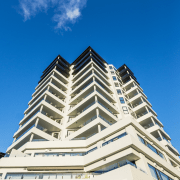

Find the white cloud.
[{"left": 19, "top": 0, "right": 87, "bottom": 30}]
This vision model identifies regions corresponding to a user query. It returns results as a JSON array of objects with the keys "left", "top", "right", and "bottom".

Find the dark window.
[
  {"left": 117, "top": 89, "right": 122, "bottom": 95},
  {"left": 157, "top": 151, "right": 165, "bottom": 159},
  {"left": 111, "top": 71, "right": 115, "bottom": 75},
  {"left": 115, "top": 83, "right": 119, "bottom": 87},
  {"left": 119, "top": 97, "right": 125, "bottom": 104},
  {"left": 138, "top": 135, "right": 146, "bottom": 145},
  {"left": 113, "top": 76, "right": 117, "bottom": 80},
  {"left": 147, "top": 143, "right": 158, "bottom": 154},
  {"left": 109, "top": 66, "right": 113, "bottom": 69}
]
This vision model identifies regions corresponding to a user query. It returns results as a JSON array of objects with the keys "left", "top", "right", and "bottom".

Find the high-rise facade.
[{"left": 0, "top": 47, "right": 180, "bottom": 180}]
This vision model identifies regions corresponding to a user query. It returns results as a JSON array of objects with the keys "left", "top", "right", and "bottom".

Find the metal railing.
[
  {"left": 94, "top": 159, "right": 146, "bottom": 174},
  {"left": 5, "top": 173, "right": 94, "bottom": 179},
  {"left": 98, "top": 115, "right": 112, "bottom": 125},
  {"left": 98, "top": 101, "right": 114, "bottom": 115}
]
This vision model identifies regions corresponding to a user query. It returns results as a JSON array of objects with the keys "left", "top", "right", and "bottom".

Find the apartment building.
[{"left": 0, "top": 46, "right": 180, "bottom": 180}]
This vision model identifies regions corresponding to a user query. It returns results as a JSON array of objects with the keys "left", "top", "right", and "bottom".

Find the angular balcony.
[
  {"left": 66, "top": 102, "right": 118, "bottom": 129},
  {"left": 136, "top": 111, "right": 163, "bottom": 127},
  {"left": 25, "top": 90, "right": 65, "bottom": 115},
  {"left": 73, "top": 59, "right": 93, "bottom": 82},
  {"left": 71, "top": 74, "right": 112, "bottom": 100},
  {"left": 123, "top": 80, "right": 143, "bottom": 93},
  {"left": 20, "top": 100, "right": 64, "bottom": 126},
  {"left": 68, "top": 91, "right": 118, "bottom": 117},
  {"left": 133, "top": 101, "right": 157, "bottom": 120},
  {"left": 66, "top": 117, "right": 111, "bottom": 141},
  {"left": 71, "top": 75, "right": 94, "bottom": 97},
  {"left": 160, "top": 139, "right": 180, "bottom": 156},
  {"left": 35, "top": 68, "right": 68, "bottom": 91},
  {"left": 7, "top": 126, "right": 58, "bottom": 153},
  {"left": 72, "top": 59, "right": 108, "bottom": 83},
  {"left": 32, "top": 74, "right": 67, "bottom": 98},
  {"left": 129, "top": 93, "right": 152, "bottom": 107},
  {"left": 72, "top": 67, "right": 110, "bottom": 90},
  {"left": 29, "top": 82, "right": 66, "bottom": 106},
  {"left": 71, "top": 67, "right": 93, "bottom": 89},
  {"left": 146, "top": 124, "right": 170, "bottom": 140},
  {"left": 14, "top": 112, "right": 62, "bottom": 139},
  {"left": 124, "top": 85, "right": 147, "bottom": 100}
]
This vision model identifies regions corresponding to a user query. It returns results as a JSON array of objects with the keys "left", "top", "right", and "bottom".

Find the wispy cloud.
[{"left": 19, "top": 0, "right": 87, "bottom": 30}]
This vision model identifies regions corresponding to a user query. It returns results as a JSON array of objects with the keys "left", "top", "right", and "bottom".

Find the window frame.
[
  {"left": 112, "top": 76, "right": 117, "bottom": 81},
  {"left": 119, "top": 97, "right": 125, "bottom": 104}
]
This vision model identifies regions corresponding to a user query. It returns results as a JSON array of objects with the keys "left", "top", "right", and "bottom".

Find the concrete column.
[
  {"left": 98, "top": 124, "right": 101, "bottom": 133},
  {"left": 93, "top": 77, "right": 95, "bottom": 81},
  {"left": 40, "top": 105, "right": 43, "bottom": 113},
  {"left": 44, "top": 94, "right": 47, "bottom": 101},
  {"left": 145, "top": 106, "right": 149, "bottom": 113},
  {"left": 96, "top": 108, "right": 99, "bottom": 117},
  {"left": 95, "top": 95, "right": 98, "bottom": 103},
  {"left": 150, "top": 117, "right": 156, "bottom": 125},
  {"left": 47, "top": 85, "right": 50, "bottom": 91},
  {"left": 35, "top": 118, "right": 39, "bottom": 127},
  {"left": 162, "top": 151, "right": 171, "bottom": 164},
  {"left": 13, "top": 138, "right": 16, "bottom": 143},
  {"left": 136, "top": 89, "right": 140, "bottom": 94},
  {"left": 2, "top": 172, "right": 7, "bottom": 180},
  {"left": 94, "top": 85, "right": 96, "bottom": 91},
  {"left": 50, "top": 78, "right": 53, "bottom": 83},
  {"left": 58, "top": 131, "right": 61, "bottom": 140},
  {"left": 140, "top": 97, "right": 144, "bottom": 103},
  {"left": 125, "top": 125, "right": 138, "bottom": 140},
  {"left": 157, "top": 130, "right": 163, "bottom": 140},
  {"left": 92, "top": 70, "right": 94, "bottom": 74},
  {"left": 136, "top": 153, "right": 152, "bottom": 175},
  {"left": 29, "top": 134, "right": 34, "bottom": 142}
]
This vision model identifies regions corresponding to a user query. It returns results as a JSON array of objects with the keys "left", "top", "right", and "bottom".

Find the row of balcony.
[
  {"left": 71, "top": 73, "right": 113, "bottom": 100},
  {"left": 120, "top": 79, "right": 179, "bottom": 156},
  {"left": 35, "top": 68, "right": 69, "bottom": 91},
  {"left": 66, "top": 115, "right": 114, "bottom": 140},
  {"left": 72, "top": 66, "right": 110, "bottom": 90},
  {"left": 72, "top": 59, "right": 108, "bottom": 83}
]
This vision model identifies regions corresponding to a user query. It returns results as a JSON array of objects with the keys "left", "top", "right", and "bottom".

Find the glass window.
[
  {"left": 148, "top": 165, "right": 159, "bottom": 180},
  {"left": 57, "top": 174, "right": 63, "bottom": 179},
  {"left": 119, "top": 97, "right": 125, "bottom": 104},
  {"left": 148, "top": 164, "right": 172, "bottom": 180},
  {"left": 117, "top": 89, "right": 122, "bottom": 95},
  {"left": 147, "top": 143, "right": 158, "bottom": 154},
  {"left": 112, "top": 76, "right": 117, "bottom": 80},
  {"left": 62, "top": 174, "right": 71, "bottom": 179},
  {"left": 138, "top": 135, "right": 146, "bottom": 145},
  {"left": 111, "top": 71, "right": 115, "bottom": 75},
  {"left": 109, "top": 66, "right": 113, "bottom": 69},
  {"left": 23, "top": 174, "right": 39, "bottom": 179},
  {"left": 5, "top": 174, "right": 23, "bottom": 179},
  {"left": 158, "top": 151, "right": 165, "bottom": 159},
  {"left": 159, "top": 172, "right": 169, "bottom": 180}
]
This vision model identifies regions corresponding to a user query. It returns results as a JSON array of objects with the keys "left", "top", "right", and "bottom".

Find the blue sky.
[{"left": 0, "top": 0, "right": 180, "bottom": 153}]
